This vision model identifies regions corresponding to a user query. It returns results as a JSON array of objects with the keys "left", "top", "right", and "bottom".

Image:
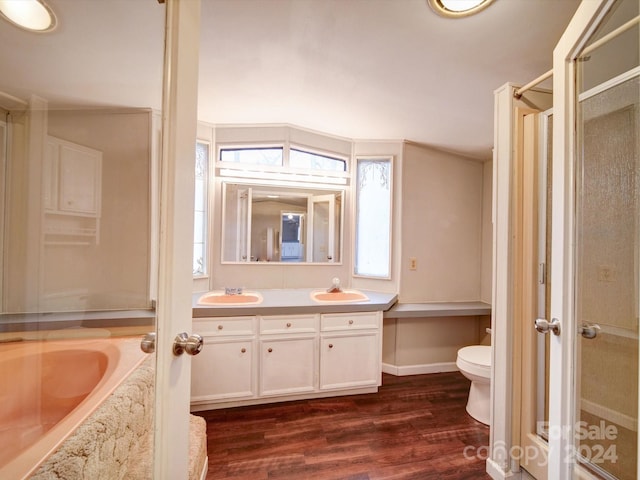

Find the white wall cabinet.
[
  {"left": 43, "top": 136, "right": 102, "bottom": 245},
  {"left": 190, "top": 310, "right": 382, "bottom": 410}
]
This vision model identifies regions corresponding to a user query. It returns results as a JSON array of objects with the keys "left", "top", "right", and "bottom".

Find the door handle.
[
  {"left": 579, "top": 324, "right": 600, "bottom": 339},
  {"left": 140, "top": 332, "right": 156, "bottom": 353},
  {"left": 141, "top": 332, "right": 205, "bottom": 355},
  {"left": 173, "top": 332, "right": 204, "bottom": 356},
  {"left": 535, "top": 318, "right": 561, "bottom": 336}
]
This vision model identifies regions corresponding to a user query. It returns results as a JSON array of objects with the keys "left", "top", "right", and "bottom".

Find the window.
[
  {"left": 219, "top": 147, "right": 283, "bottom": 166},
  {"left": 289, "top": 148, "right": 346, "bottom": 172},
  {"left": 217, "top": 143, "right": 349, "bottom": 188},
  {"left": 193, "top": 141, "right": 209, "bottom": 276},
  {"left": 354, "top": 157, "right": 392, "bottom": 278}
]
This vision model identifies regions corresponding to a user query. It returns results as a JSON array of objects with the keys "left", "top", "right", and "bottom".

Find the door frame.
[
  {"left": 488, "top": 83, "right": 552, "bottom": 479},
  {"left": 154, "top": 0, "right": 201, "bottom": 478}
]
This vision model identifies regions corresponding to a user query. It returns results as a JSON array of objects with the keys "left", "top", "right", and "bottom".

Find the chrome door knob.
[
  {"left": 579, "top": 324, "right": 600, "bottom": 339},
  {"left": 173, "top": 332, "right": 204, "bottom": 356},
  {"left": 534, "top": 318, "right": 561, "bottom": 336},
  {"left": 140, "top": 332, "right": 156, "bottom": 354}
]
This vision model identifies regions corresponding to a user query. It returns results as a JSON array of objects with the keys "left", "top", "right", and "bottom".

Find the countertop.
[
  {"left": 384, "top": 301, "right": 491, "bottom": 318},
  {"left": 192, "top": 288, "right": 398, "bottom": 317}
]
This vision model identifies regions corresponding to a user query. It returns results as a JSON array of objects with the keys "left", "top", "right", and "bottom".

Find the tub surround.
[
  {"left": 192, "top": 288, "right": 397, "bottom": 317},
  {"left": 0, "top": 337, "right": 148, "bottom": 480},
  {"left": 0, "top": 310, "right": 155, "bottom": 334},
  {"left": 31, "top": 353, "right": 155, "bottom": 480}
]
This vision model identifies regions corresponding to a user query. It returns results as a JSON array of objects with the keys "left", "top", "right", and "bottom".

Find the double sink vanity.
[{"left": 190, "top": 288, "right": 397, "bottom": 411}]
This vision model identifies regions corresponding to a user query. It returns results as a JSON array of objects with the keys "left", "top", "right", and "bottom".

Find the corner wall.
[
  {"left": 384, "top": 142, "right": 491, "bottom": 373},
  {"left": 399, "top": 142, "right": 484, "bottom": 302}
]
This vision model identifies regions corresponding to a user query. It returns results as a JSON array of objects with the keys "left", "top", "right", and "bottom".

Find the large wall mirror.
[
  {"left": 222, "top": 182, "right": 344, "bottom": 264},
  {"left": 0, "top": 1, "right": 163, "bottom": 314}
]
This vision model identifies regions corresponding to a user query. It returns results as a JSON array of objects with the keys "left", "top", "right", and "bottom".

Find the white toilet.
[{"left": 456, "top": 345, "right": 491, "bottom": 425}]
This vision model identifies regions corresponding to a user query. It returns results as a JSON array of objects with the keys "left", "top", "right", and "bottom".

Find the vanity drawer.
[
  {"left": 260, "top": 314, "right": 318, "bottom": 334},
  {"left": 321, "top": 312, "right": 380, "bottom": 331},
  {"left": 194, "top": 316, "right": 256, "bottom": 336}
]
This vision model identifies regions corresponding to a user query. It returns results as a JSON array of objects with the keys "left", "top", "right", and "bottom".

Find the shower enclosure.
[{"left": 546, "top": 0, "right": 640, "bottom": 478}]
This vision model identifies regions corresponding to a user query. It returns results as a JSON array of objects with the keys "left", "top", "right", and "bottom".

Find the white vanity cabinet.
[
  {"left": 191, "top": 316, "right": 257, "bottom": 403},
  {"left": 259, "top": 314, "right": 318, "bottom": 396},
  {"left": 190, "top": 310, "right": 383, "bottom": 411},
  {"left": 320, "top": 312, "right": 382, "bottom": 390}
]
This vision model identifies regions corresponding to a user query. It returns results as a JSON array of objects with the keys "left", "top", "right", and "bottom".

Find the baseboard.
[
  {"left": 486, "top": 458, "right": 521, "bottom": 479},
  {"left": 581, "top": 398, "right": 638, "bottom": 432},
  {"left": 382, "top": 362, "right": 458, "bottom": 376}
]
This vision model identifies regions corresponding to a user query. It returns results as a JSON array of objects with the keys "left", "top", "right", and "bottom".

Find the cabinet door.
[
  {"left": 260, "top": 337, "right": 316, "bottom": 396},
  {"left": 191, "top": 338, "right": 255, "bottom": 402},
  {"left": 320, "top": 333, "right": 380, "bottom": 390},
  {"left": 59, "top": 143, "right": 101, "bottom": 215}
]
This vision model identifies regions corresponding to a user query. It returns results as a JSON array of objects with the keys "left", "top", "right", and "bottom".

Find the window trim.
[
  {"left": 193, "top": 138, "right": 212, "bottom": 279},
  {"left": 216, "top": 142, "right": 350, "bottom": 184}
]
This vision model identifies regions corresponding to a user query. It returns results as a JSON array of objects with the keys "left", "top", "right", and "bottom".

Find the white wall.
[
  {"left": 383, "top": 142, "right": 492, "bottom": 371},
  {"left": 399, "top": 142, "right": 485, "bottom": 302}
]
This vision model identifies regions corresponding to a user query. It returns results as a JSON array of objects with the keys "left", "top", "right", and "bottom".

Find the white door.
[
  {"left": 307, "top": 194, "right": 336, "bottom": 262},
  {"left": 237, "top": 187, "right": 252, "bottom": 261},
  {"left": 548, "top": 0, "right": 639, "bottom": 478},
  {"left": 154, "top": 0, "right": 202, "bottom": 478}
]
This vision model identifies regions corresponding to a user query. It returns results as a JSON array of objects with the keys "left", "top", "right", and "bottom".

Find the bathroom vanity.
[{"left": 190, "top": 289, "right": 396, "bottom": 410}]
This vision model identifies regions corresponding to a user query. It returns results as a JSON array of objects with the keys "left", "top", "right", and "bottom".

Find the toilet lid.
[{"left": 458, "top": 345, "right": 491, "bottom": 367}]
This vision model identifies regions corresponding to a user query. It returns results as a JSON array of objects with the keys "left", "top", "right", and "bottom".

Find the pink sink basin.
[
  {"left": 311, "top": 290, "right": 369, "bottom": 303},
  {"left": 197, "top": 291, "right": 263, "bottom": 306}
]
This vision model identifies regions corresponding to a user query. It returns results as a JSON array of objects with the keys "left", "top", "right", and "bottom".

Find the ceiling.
[{"left": 0, "top": 0, "right": 582, "bottom": 160}]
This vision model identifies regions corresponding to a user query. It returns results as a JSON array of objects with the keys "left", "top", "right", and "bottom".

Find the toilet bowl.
[{"left": 456, "top": 345, "right": 491, "bottom": 425}]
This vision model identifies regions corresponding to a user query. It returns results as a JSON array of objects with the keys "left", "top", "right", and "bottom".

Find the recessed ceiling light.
[
  {"left": 427, "top": 0, "right": 495, "bottom": 18},
  {"left": 0, "top": 0, "right": 57, "bottom": 32}
]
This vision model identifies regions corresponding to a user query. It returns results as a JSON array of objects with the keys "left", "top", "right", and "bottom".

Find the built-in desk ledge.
[{"left": 383, "top": 301, "right": 491, "bottom": 319}]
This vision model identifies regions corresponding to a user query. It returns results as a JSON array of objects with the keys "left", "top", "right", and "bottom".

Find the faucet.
[
  {"left": 224, "top": 287, "right": 243, "bottom": 295},
  {"left": 326, "top": 277, "right": 342, "bottom": 293}
]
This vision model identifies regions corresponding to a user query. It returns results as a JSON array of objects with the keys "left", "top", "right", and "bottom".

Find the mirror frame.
[{"left": 220, "top": 181, "right": 345, "bottom": 265}]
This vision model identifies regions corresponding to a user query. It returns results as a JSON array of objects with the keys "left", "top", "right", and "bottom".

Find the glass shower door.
[
  {"left": 574, "top": 26, "right": 639, "bottom": 480},
  {"left": 548, "top": 0, "right": 639, "bottom": 478}
]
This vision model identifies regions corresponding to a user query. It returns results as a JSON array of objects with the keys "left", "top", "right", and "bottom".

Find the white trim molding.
[{"left": 382, "top": 362, "right": 458, "bottom": 376}]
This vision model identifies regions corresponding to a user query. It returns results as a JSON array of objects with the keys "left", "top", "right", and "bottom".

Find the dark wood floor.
[{"left": 195, "top": 372, "right": 491, "bottom": 480}]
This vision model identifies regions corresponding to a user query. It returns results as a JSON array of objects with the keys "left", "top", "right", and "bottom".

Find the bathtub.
[{"left": 0, "top": 336, "right": 147, "bottom": 479}]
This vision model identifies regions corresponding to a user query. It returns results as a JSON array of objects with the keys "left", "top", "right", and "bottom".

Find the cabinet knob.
[
  {"left": 328, "top": 343, "right": 333, "bottom": 349},
  {"left": 286, "top": 322, "right": 292, "bottom": 328},
  {"left": 348, "top": 320, "right": 354, "bottom": 325},
  {"left": 268, "top": 347, "right": 273, "bottom": 353},
  {"left": 217, "top": 325, "right": 223, "bottom": 330},
  {"left": 241, "top": 347, "right": 246, "bottom": 353}
]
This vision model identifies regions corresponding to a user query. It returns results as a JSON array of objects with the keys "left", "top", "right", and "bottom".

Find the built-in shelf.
[{"left": 383, "top": 301, "right": 491, "bottom": 319}]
